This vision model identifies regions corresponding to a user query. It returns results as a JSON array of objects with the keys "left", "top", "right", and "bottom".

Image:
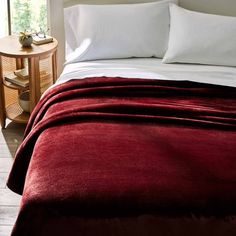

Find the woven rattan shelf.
[
  {"left": 6, "top": 102, "right": 30, "bottom": 124},
  {"left": 0, "top": 35, "right": 58, "bottom": 128}
]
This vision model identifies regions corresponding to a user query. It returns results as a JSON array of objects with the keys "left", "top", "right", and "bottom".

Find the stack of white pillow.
[{"left": 65, "top": 0, "right": 236, "bottom": 67}]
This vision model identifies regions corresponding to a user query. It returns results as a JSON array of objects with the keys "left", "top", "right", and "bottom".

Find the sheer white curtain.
[{"left": 0, "top": 0, "right": 8, "bottom": 38}]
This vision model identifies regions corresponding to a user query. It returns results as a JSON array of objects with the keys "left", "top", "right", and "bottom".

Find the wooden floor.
[{"left": 0, "top": 120, "right": 26, "bottom": 236}]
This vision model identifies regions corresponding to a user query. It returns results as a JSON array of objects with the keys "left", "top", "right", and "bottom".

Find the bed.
[{"left": 7, "top": 0, "right": 236, "bottom": 235}]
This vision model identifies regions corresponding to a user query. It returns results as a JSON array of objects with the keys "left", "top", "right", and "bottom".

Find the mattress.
[{"left": 57, "top": 58, "right": 236, "bottom": 88}]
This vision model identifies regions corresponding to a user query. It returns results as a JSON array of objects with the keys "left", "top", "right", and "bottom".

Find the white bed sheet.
[{"left": 56, "top": 58, "right": 236, "bottom": 88}]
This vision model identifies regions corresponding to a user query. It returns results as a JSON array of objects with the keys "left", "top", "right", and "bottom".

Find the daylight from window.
[
  {"left": 11, "top": 0, "right": 47, "bottom": 35},
  {"left": 0, "top": 0, "right": 47, "bottom": 38}
]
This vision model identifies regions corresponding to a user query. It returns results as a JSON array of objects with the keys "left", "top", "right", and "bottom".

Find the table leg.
[
  {"left": 16, "top": 58, "right": 25, "bottom": 98},
  {"left": 0, "top": 56, "right": 6, "bottom": 128},
  {"left": 52, "top": 50, "right": 58, "bottom": 83},
  {"left": 28, "top": 57, "right": 40, "bottom": 113},
  {"left": 16, "top": 58, "right": 24, "bottom": 70}
]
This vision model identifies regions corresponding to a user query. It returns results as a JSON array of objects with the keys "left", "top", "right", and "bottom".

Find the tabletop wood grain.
[{"left": 0, "top": 35, "right": 58, "bottom": 58}]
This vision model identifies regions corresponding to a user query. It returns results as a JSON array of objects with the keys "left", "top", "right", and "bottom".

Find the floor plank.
[
  {"left": 0, "top": 225, "right": 13, "bottom": 236},
  {"left": 0, "top": 159, "right": 14, "bottom": 173},
  {"left": 0, "top": 189, "right": 21, "bottom": 206},
  {"left": 0, "top": 206, "right": 19, "bottom": 225},
  {"left": 0, "top": 173, "right": 8, "bottom": 188},
  {"left": 0, "top": 120, "right": 25, "bottom": 235}
]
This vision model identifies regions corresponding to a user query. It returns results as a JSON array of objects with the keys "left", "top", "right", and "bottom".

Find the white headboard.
[{"left": 48, "top": 0, "right": 236, "bottom": 74}]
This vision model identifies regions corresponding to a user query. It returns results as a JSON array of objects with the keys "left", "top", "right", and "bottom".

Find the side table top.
[{"left": 0, "top": 35, "right": 58, "bottom": 58}]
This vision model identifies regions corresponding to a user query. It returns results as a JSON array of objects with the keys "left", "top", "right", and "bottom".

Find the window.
[{"left": 0, "top": 0, "right": 47, "bottom": 37}]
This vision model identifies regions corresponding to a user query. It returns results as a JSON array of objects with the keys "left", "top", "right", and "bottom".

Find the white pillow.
[
  {"left": 163, "top": 4, "right": 236, "bottom": 67},
  {"left": 65, "top": 0, "right": 178, "bottom": 63}
]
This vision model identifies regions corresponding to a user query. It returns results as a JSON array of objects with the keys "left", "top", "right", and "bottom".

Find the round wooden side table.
[{"left": 0, "top": 35, "right": 58, "bottom": 128}]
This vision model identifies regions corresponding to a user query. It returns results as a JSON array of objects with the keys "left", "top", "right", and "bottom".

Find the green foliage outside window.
[
  {"left": 39, "top": 4, "right": 47, "bottom": 31},
  {"left": 11, "top": 0, "right": 47, "bottom": 34}
]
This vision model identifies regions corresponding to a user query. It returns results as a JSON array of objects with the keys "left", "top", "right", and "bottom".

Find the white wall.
[
  {"left": 0, "top": 1, "right": 8, "bottom": 38},
  {"left": 48, "top": 0, "right": 236, "bottom": 75},
  {"left": 63, "top": 0, "right": 236, "bottom": 16},
  {"left": 48, "top": 0, "right": 65, "bottom": 75}
]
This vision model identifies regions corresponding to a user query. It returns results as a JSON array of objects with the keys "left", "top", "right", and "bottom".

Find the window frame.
[{"left": 7, "top": 0, "right": 11, "bottom": 35}]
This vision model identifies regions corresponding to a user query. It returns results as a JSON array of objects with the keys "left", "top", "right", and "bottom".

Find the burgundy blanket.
[{"left": 7, "top": 77, "right": 236, "bottom": 235}]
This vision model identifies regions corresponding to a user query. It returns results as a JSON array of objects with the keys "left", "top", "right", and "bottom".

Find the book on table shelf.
[
  {"left": 14, "top": 68, "right": 49, "bottom": 81},
  {"left": 5, "top": 69, "right": 52, "bottom": 89},
  {"left": 14, "top": 68, "right": 29, "bottom": 80},
  {"left": 33, "top": 35, "right": 53, "bottom": 45},
  {"left": 4, "top": 72, "right": 29, "bottom": 88}
]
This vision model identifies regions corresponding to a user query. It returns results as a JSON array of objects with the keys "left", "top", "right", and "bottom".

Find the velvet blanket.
[{"left": 7, "top": 77, "right": 236, "bottom": 235}]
